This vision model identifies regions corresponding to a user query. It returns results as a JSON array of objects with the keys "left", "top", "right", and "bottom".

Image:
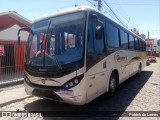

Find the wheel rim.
[{"left": 110, "top": 78, "right": 116, "bottom": 92}]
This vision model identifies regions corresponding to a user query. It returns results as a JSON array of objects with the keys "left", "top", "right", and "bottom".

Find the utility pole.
[
  {"left": 97, "top": 0, "right": 102, "bottom": 11},
  {"left": 94, "top": 0, "right": 102, "bottom": 11}
]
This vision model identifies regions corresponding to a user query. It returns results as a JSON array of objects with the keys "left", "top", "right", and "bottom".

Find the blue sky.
[{"left": 1, "top": 0, "right": 160, "bottom": 39}]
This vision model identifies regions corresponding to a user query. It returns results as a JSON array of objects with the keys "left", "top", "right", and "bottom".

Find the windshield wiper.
[
  {"left": 43, "top": 21, "right": 62, "bottom": 70},
  {"left": 46, "top": 53, "right": 62, "bottom": 70},
  {"left": 42, "top": 20, "right": 51, "bottom": 67},
  {"left": 49, "top": 24, "right": 62, "bottom": 70}
]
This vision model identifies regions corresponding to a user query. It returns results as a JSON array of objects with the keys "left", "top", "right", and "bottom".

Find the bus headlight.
[
  {"left": 74, "top": 79, "right": 79, "bottom": 84},
  {"left": 69, "top": 82, "right": 73, "bottom": 87},
  {"left": 65, "top": 84, "right": 69, "bottom": 88},
  {"left": 61, "top": 74, "right": 84, "bottom": 89}
]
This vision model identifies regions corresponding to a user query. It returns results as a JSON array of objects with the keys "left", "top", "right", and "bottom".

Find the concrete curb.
[
  {"left": 0, "top": 78, "right": 24, "bottom": 88},
  {"left": 0, "top": 95, "right": 32, "bottom": 107}
]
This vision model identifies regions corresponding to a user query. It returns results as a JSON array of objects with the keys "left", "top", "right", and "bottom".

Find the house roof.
[
  {"left": 0, "top": 11, "right": 32, "bottom": 31},
  {"left": 0, "top": 25, "right": 29, "bottom": 41}
]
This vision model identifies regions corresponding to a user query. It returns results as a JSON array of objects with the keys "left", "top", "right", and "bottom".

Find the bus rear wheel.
[
  {"left": 108, "top": 72, "right": 118, "bottom": 96},
  {"left": 137, "top": 63, "right": 142, "bottom": 76}
]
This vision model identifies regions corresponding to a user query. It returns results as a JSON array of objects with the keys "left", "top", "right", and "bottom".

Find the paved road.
[{"left": 0, "top": 58, "right": 160, "bottom": 120}]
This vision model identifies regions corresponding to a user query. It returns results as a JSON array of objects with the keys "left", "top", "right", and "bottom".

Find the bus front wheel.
[{"left": 108, "top": 72, "right": 118, "bottom": 96}]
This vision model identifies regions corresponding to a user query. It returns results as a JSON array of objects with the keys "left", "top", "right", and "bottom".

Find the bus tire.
[
  {"left": 108, "top": 72, "right": 118, "bottom": 96},
  {"left": 137, "top": 63, "right": 142, "bottom": 76}
]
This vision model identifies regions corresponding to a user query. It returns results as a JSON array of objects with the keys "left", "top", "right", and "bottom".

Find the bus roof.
[
  {"left": 34, "top": 6, "right": 145, "bottom": 41},
  {"left": 34, "top": 6, "right": 99, "bottom": 23}
]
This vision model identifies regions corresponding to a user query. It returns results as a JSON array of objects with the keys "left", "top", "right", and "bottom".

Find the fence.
[{"left": 0, "top": 40, "right": 26, "bottom": 84}]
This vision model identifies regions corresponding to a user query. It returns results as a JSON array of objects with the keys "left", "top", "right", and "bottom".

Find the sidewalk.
[
  {"left": 0, "top": 84, "right": 31, "bottom": 107},
  {"left": 0, "top": 73, "right": 28, "bottom": 106},
  {"left": 0, "top": 72, "right": 24, "bottom": 88}
]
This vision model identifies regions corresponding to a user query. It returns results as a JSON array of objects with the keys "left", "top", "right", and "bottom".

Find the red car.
[{"left": 148, "top": 56, "right": 156, "bottom": 63}]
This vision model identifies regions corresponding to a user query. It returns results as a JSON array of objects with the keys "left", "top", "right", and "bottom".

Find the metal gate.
[{"left": 0, "top": 41, "right": 26, "bottom": 84}]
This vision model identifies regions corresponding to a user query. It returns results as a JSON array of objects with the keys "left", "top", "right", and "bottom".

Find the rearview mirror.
[
  {"left": 17, "top": 27, "right": 31, "bottom": 46},
  {"left": 90, "top": 14, "right": 103, "bottom": 40}
]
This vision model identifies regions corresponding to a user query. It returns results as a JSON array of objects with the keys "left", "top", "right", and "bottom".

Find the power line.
[
  {"left": 103, "top": 7, "right": 116, "bottom": 20},
  {"left": 97, "top": 0, "right": 102, "bottom": 11},
  {"left": 102, "top": 4, "right": 120, "bottom": 22},
  {"left": 111, "top": 0, "right": 138, "bottom": 27},
  {"left": 103, "top": 0, "right": 146, "bottom": 34},
  {"left": 107, "top": 3, "right": 159, "bottom": 6},
  {"left": 102, "top": 0, "right": 128, "bottom": 28},
  {"left": 86, "top": 0, "right": 96, "bottom": 7},
  {"left": 103, "top": 3, "right": 131, "bottom": 28},
  {"left": 107, "top": 0, "right": 137, "bottom": 29}
]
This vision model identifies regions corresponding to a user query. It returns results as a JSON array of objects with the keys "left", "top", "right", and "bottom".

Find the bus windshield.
[{"left": 26, "top": 12, "right": 86, "bottom": 68}]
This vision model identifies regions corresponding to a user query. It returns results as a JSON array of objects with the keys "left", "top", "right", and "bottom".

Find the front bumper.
[
  {"left": 24, "top": 78, "right": 64, "bottom": 102},
  {"left": 24, "top": 77, "right": 85, "bottom": 105}
]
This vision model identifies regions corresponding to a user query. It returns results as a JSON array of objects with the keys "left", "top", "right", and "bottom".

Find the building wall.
[
  {"left": 0, "top": 40, "right": 26, "bottom": 75},
  {"left": 157, "top": 39, "right": 160, "bottom": 57},
  {"left": 145, "top": 38, "right": 159, "bottom": 56}
]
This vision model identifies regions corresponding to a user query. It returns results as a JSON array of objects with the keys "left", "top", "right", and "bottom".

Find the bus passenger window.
[
  {"left": 120, "top": 30, "right": 128, "bottom": 49},
  {"left": 139, "top": 40, "right": 143, "bottom": 51},
  {"left": 129, "top": 34, "right": 134, "bottom": 49},
  {"left": 106, "top": 23, "right": 119, "bottom": 48},
  {"left": 94, "top": 25, "right": 105, "bottom": 53},
  {"left": 113, "top": 27, "right": 119, "bottom": 48},
  {"left": 87, "top": 20, "right": 95, "bottom": 53},
  {"left": 87, "top": 19, "right": 105, "bottom": 54},
  {"left": 135, "top": 38, "right": 139, "bottom": 50}
]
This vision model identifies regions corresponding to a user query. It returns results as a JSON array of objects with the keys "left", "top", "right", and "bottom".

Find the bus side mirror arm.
[
  {"left": 17, "top": 27, "right": 31, "bottom": 46},
  {"left": 18, "top": 36, "right": 21, "bottom": 46}
]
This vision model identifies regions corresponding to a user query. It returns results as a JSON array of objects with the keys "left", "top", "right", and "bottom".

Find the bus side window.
[
  {"left": 129, "top": 34, "right": 134, "bottom": 49},
  {"left": 87, "top": 14, "right": 106, "bottom": 69},
  {"left": 94, "top": 24, "right": 105, "bottom": 53},
  {"left": 106, "top": 22, "right": 119, "bottom": 52},
  {"left": 120, "top": 30, "right": 128, "bottom": 49},
  {"left": 139, "top": 40, "right": 143, "bottom": 51},
  {"left": 87, "top": 17, "right": 105, "bottom": 54},
  {"left": 134, "top": 38, "right": 139, "bottom": 50},
  {"left": 106, "top": 23, "right": 114, "bottom": 48},
  {"left": 143, "top": 41, "right": 146, "bottom": 51},
  {"left": 87, "top": 20, "right": 95, "bottom": 53}
]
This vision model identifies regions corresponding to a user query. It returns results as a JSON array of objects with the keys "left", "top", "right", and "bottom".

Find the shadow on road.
[{"left": 24, "top": 71, "right": 153, "bottom": 120}]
